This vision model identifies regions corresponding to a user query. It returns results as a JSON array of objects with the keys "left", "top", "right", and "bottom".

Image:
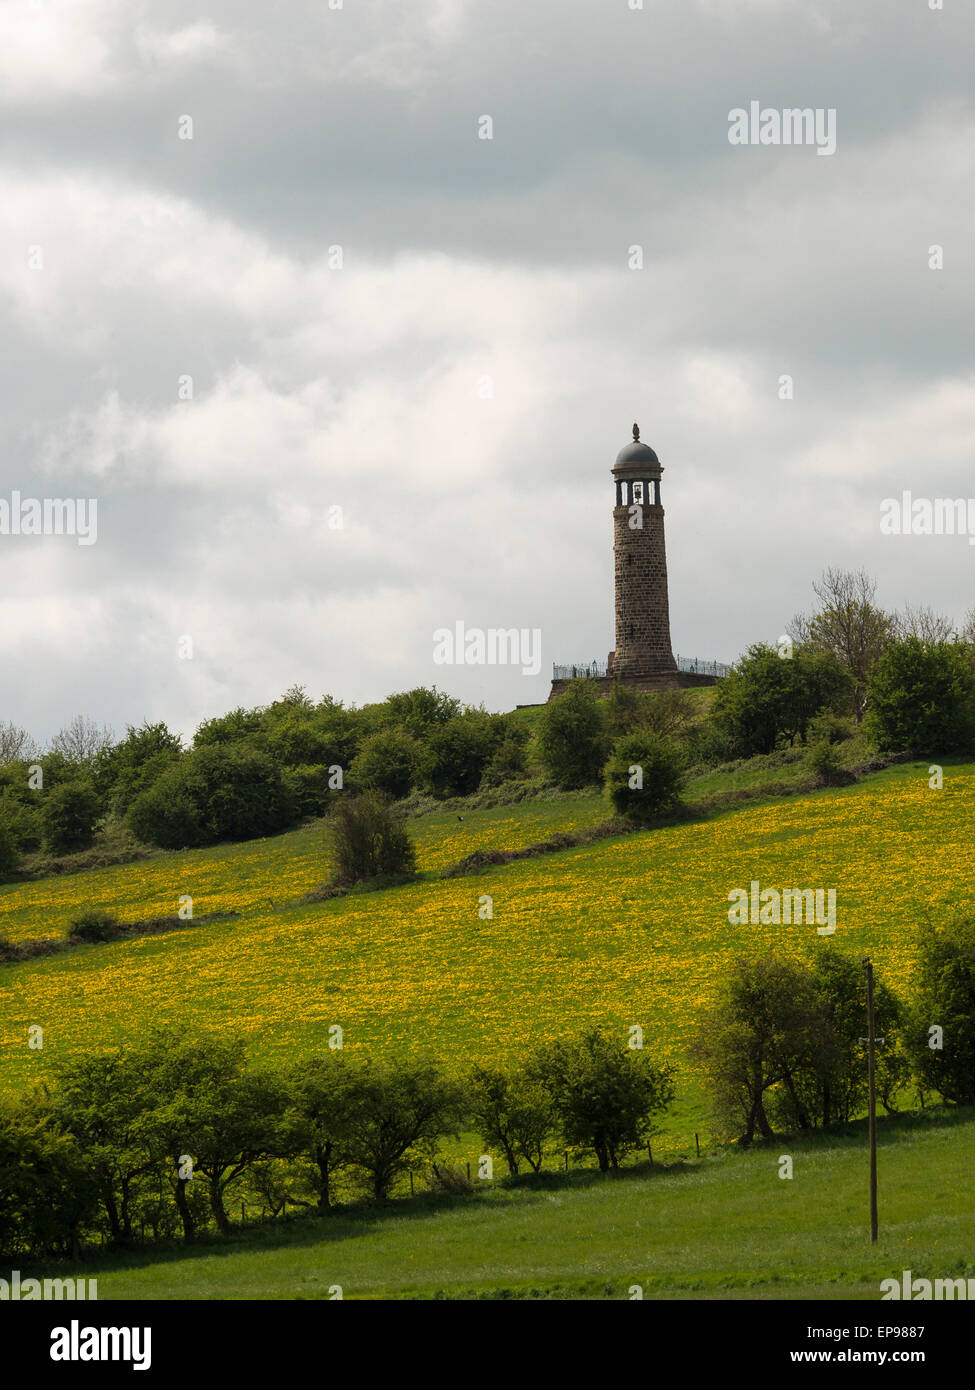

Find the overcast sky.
[{"left": 1, "top": 0, "right": 973, "bottom": 743}]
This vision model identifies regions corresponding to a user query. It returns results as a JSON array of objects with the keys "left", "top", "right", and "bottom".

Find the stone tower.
[
  {"left": 546, "top": 423, "right": 723, "bottom": 700},
  {"left": 606, "top": 423, "right": 678, "bottom": 687}
]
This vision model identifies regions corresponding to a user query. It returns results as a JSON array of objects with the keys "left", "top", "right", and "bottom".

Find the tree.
[
  {"left": 538, "top": 680, "right": 610, "bottom": 788},
  {"left": 603, "top": 732, "right": 686, "bottom": 822},
  {"left": 382, "top": 687, "right": 461, "bottom": 739},
  {"left": 692, "top": 955, "right": 820, "bottom": 1145},
  {"left": 695, "top": 951, "right": 905, "bottom": 1143},
  {"left": 271, "top": 684, "right": 315, "bottom": 712},
  {"left": 93, "top": 722, "right": 184, "bottom": 816},
  {"left": 288, "top": 1053, "right": 364, "bottom": 1210},
  {"left": 261, "top": 693, "right": 363, "bottom": 770},
  {"left": 421, "top": 713, "right": 495, "bottom": 798},
  {"left": 904, "top": 917, "right": 975, "bottom": 1106},
  {"left": 0, "top": 721, "right": 38, "bottom": 764},
  {"left": 341, "top": 1060, "right": 465, "bottom": 1200},
  {"left": 326, "top": 792, "right": 417, "bottom": 885},
  {"left": 190, "top": 1068, "right": 291, "bottom": 1235},
  {"left": 52, "top": 1051, "right": 156, "bottom": 1246},
  {"left": 41, "top": 780, "right": 100, "bottom": 854},
  {"left": 467, "top": 1064, "right": 555, "bottom": 1176},
  {"left": 349, "top": 728, "right": 420, "bottom": 800},
  {"left": 49, "top": 714, "right": 114, "bottom": 765},
  {"left": 711, "top": 643, "right": 850, "bottom": 756},
  {"left": 530, "top": 1028, "right": 675, "bottom": 1172},
  {"left": 777, "top": 950, "right": 905, "bottom": 1130},
  {"left": 864, "top": 637, "right": 975, "bottom": 755},
  {"left": 193, "top": 706, "right": 265, "bottom": 747},
  {"left": 790, "top": 568, "right": 896, "bottom": 722},
  {"left": 131, "top": 1030, "right": 282, "bottom": 1242},
  {"left": 894, "top": 604, "right": 955, "bottom": 643}
]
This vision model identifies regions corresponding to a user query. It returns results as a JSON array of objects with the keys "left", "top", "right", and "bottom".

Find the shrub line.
[{"left": 0, "top": 910, "right": 239, "bottom": 965}]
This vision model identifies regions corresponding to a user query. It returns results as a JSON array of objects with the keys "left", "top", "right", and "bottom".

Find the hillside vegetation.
[{"left": 1, "top": 755, "right": 972, "bottom": 1150}]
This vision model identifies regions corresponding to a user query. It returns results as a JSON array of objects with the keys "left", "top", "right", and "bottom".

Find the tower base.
[{"left": 547, "top": 670, "right": 718, "bottom": 701}]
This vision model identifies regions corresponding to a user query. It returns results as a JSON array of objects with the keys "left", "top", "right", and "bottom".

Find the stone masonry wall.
[{"left": 611, "top": 501, "right": 677, "bottom": 677}]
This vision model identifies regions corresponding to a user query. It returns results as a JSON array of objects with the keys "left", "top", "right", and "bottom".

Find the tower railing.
[
  {"left": 552, "top": 655, "right": 731, "bottom": 680},
  {"left": 675, "top": 655, "right": 732, "bottom": 678},
  {"left": 552, "top": 661, "right": 608, "bottom": 680}
]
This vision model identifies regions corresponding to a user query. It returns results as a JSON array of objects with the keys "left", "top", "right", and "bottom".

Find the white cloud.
[{"left": 0, "top": 2, "right": 973, "bottom": 740}]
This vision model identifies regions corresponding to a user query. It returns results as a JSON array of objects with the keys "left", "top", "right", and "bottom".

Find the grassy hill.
[
  {"left": 2, "top": 736, "right": 972, "bottom": 1298},
  {"left": 1, "top": 754, "right": 972, "bottom": 1151}
]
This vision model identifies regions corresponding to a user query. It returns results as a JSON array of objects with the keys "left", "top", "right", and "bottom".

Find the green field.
[{"left": 57, "top": 1108, "right": 975, "bottom": 1300}]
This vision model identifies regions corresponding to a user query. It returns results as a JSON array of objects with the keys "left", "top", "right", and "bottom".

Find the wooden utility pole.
[{"left": 863, "top": 957, "right": 878, "bottom": 1243}]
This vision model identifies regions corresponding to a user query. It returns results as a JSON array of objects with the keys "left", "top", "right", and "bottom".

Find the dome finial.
[{"left": 632, "top": 422, "right": 640, "bottom": 441}]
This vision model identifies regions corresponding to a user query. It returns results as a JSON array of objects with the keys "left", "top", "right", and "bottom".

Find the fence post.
[
  {"left": 695, "top": 1132, "right": 701, "bottom": 1159},
  {"left": 410, "top": 1171, "right": 414, "bottom": 1196},
  {"left": 241, "top": 1202, "right": 245, "bottom": 1224},
  {"left": 564, "top": 1149, "right": 568, "bottom": 1171},
  {"left": 647, "top": 1144, "right": 652, "bottom": 1167}
]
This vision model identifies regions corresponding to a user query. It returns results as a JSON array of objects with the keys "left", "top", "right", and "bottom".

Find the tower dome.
[{"left": 614, "top": 423, "right": 659, "bottom": 469}]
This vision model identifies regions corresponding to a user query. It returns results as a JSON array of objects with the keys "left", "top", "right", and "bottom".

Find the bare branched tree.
[
  {"left": 962, "top": 607, "right": 975, "bottom": 645},
  {"left": 893, "top": 604, "right": 956, "bottom": 643},
  {"left": 49, "top": 714, "right": 114, "bottom": 764},
  {"left": 790, "top": 568, "right": 896, "bottom": 723},
  {"left": 0, "top": 721, "right": 39, "bottom": 764}
]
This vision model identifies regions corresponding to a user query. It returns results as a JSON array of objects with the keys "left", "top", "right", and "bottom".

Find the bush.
[
  {"left": 127, "top": 744, "right": 294, "bottom": 849},
  {"left": 0, "top": 1095, "right": 98, "bottom": 1258},
  {"left": 711, "top": 643, "right": 851, "bottom": 756},
  {"left": 538, "top": 680, "right": 609, "bottom": 788},
  {"left": 807, "top": 708, "right": 855, "bottom": 745},
  {"left": 349, "top": 729, "right": 420, "bottom": 801},
  {"left": 684, "top": 718, "right": 742, "bottom": 770},
  {"left": 864, "top": 637, "right": 975, "bottom": 755},
  {"left": 606, "top": 684, "right": 697, "bottom": 741},
  {"left": 93, "top": 722, "right": 183, "bottom": 816},
  {"left": 429, "top": 1162, "right": 474, "bottom": 1195},
  {"left": 69, "top": 908, "right": 119, "bottom": 943},
  {"left": 282, "top": 764, "right": 337, "bottom": 819},
  {"left": 0, "top": 806, "right": 19, "bottom": 875},
  {"left": 421, "top": 714, "right": 495, "bottom": 799},
  {"left": 806, "top": 740, "right": 853, "bottom": 787},
  {"left": 603, "top": 732, "right": 686, "bottom": 822},
  {"left": 126, "top": 773, "right": 201, "bottom": 849},
  {"left": 5, "top": 800, "right": 42, "bottom": 854},
  {"left": 40, "top": 780, "right": 100, "bottom": 855},
  {"left": 483, "top": 717, "right": 529, "bottom": 783},
  {"left": 326, "top": 792, "right": 417, "bottom": 885},
  {"left": 381, "top": 687, "right": 461, "bottom": 739}
]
